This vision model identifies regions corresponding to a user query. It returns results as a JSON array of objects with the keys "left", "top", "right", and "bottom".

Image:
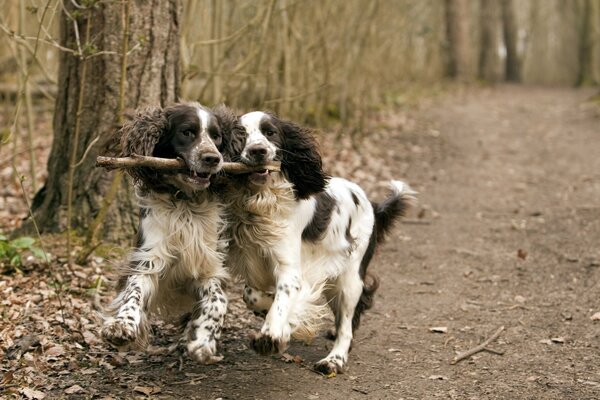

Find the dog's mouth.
[
  {"left": 248, "top": 169, "right": 270, "bottom": 185},
  {"left": 183, "top": 170, "right": 212, "bottom": 187}
]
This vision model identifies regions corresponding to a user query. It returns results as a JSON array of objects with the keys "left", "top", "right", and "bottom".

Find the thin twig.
[
  {"left": 96, "top": 156, "right": 281, "bottom": 174},
  {"left": 18, "top": 176, "right": 68, "bottom": 329},
  {"left": 450, "top": 326, "right": 505, "bottom": 365},
  {"left": 66, "top": 7, "right": 93, "bottom": 269}
]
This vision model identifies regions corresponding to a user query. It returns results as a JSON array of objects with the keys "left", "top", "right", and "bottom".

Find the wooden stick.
[
  {"left": 450, "top": 326, "right": 505, "bottom": 365},
  {"left": 96, "top": 155, "right": 281, "bottom": 174}
]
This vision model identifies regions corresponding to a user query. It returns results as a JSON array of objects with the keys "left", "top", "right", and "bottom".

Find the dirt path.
[{"left": 40, "top": 86, "right": 599, "bottom": 399}]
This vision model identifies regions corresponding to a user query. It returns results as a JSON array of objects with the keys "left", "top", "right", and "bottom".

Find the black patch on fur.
[
  {"left": 345, "top": 216, "right": 355, "bottom": 248},
  {"left": 301, "top": 192, "right": 336, "bottom": 242},
  {"left": 277, "top": 118, "right": 328, "bottom": 199},
  {"left": 350, "top": 190, "right": 360, "bottom": 207},
  {"left": 352, "top": 273, "right": 380, "bottom": 332},
  {"left": 213, "top": 105, "right": 246, "bottom": 162},
  {"left": 358, "top": 222, "right": 377, "bottom": 280}
]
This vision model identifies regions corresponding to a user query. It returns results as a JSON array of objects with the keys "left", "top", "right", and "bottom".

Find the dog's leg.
[
  {"left": 184, "top": 277, "right": 228, "bottom": 364},
  {"left": 314, "top": 269, "right": 363, "bottom": 375},
  {"left": 250, "top": 243, "right": 301, "bottom": 355},
  {"left": 242, "top": 285, "right": 274, "bottom": 318},
  {"left": 102, "top": 273, "right": 155, "bottom": 348}
]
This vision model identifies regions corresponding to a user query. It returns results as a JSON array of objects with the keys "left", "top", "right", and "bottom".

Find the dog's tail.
[
  {"left": 373, "top": 180, "right": 417, "bottom": 244},
  {"left": 353, "top": 180, "right": 417, "bottom": 331}
]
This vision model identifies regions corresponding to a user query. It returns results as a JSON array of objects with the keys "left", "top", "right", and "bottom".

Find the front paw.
[
  {"left": 249, "top": 332, "right": 287, "bottom": 355},
  {"left": 187, "top": 339, "right": 223, "bottom": 364},
  {"left": 314, "top": 356, "right": 346, "bottom": 375},
  {"left": 102, "top": 319, "right": 136, "bottom": 347}
]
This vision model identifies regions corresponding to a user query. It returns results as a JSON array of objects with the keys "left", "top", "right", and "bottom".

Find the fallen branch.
[
  {"left": 450, "top": 325, "right": 505, "bottom": 365},
  {"left": 96, "top": 155, "right": 281, "bottom": 174}
]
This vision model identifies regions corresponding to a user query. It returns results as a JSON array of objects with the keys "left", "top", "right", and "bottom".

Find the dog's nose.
[
  {"left": 247, "top": 146, "right": 267, "bottom": 159},
  {"left": 201, "top": 153, "right": 221, "bottom": 167}
]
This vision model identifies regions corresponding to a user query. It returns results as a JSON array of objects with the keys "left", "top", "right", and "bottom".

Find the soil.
[{"left": 3, "top": 85, "right": 600, "bottom": 399}]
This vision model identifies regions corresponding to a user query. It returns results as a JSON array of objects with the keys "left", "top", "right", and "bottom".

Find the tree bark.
[
  {"left": 577, "top": 0, "right": 600, "bottom": 86},
  {"left": 445, "top": 0, "right": 473, "bottom": 81},
  {"left": 478, "top": 0, "right": 502, "bottom": 82},
  {"left": 27, "top": 0, "right": 181, "bottom": 243},
  {"left": 501, "top": 0, "right": 520, "bottom": 82}
]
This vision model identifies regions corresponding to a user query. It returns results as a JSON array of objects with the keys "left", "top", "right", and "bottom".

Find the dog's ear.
[
  {"left": 120, "top": 106, "right": 168, "bottom": 157},
  {"left": 213, "top": 105, "right": 246, "bottom": 162},
  {"left": 280, "top": 119, "right": 328, "bottom": 199},
  {"left": 119, "top": 106, "right": 169, "bottom": 184}
]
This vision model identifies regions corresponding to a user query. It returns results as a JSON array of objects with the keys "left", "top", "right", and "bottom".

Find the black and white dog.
[
  {"left": 225, "top": 111, "right": 416, "bottom": 374},
  {"left": 101, "top": 102, "right": 244, "bottom": 364}
]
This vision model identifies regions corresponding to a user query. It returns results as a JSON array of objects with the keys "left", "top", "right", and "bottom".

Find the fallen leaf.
[
  {"left": 20, "top": 388, "right": 46, "bottom": 400},
  {"left": 550, "top": 337, "right": 565, "bottom": 344},
  {"left": 429, "top": 327, "right": 448, "bottom": 334},
  {"left": 65, "top": 385, "right": 84, "bottom": 394},
  {"left": 80, "top": 368, "right": 97, "bottom": 375},
  {"left": 44, "top": 345, "right": 65, "bottom": 357},
  {"left": 134, "top": 386, "right": 161, "bottom": 395}
]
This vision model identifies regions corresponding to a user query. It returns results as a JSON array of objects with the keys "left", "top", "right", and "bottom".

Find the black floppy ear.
[
  {"left": 280, "top": 119, "right": 328, "bottom": 199},
  {"left": 119, "top": 106, "right": 168, "bottom": 184},
  {"left": 213, "top": 105, "right": 246, "bottom": 162}
]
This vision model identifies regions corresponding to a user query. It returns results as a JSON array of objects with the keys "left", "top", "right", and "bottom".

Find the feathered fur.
[
  {"left": 102, "top": 103, "right": 244, "bottom": 364},
  {"left": 224, "top": 111, "right": 417, "bottom": 374}
]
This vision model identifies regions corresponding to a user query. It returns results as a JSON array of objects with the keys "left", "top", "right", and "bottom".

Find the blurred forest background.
[
  {"left": 1, "top": 2, "right": 600, "bottom": 397},
  {"left": 0, "top": 0, "right": 599, "bottom": 258}
]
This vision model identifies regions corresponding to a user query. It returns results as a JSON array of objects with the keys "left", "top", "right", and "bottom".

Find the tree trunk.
[
  {"left": 478, "top": 0, "right": 502, "bottom": 82},
  {"left": 577, "top": 0, "right": 600, "bottom": 86},
  {"left": 445, "top": 0, "right": 473, "bottom": 81},
  {"left": 28, "top": 0, "right": 181, "bottom": 243},
  {"left": 501, "top": 0, "right": 520, "bottom": 82}
]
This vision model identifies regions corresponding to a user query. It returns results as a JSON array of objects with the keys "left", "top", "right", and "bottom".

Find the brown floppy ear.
[
  {"left": 279, "top": 119, "right": 328, "bottom": 199},
  {"left": 119, "top": 106, "right": 169, "bottom": 185},
  {"left": 120, "top": 106, "right": 168, "bottom": 157},
  {"left": 213, "top": 105, "right": 246, "bottom": 162}
]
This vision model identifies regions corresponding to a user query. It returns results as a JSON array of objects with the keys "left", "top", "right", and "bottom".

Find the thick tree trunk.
[
  {"left": 445, "top": 0, "right": 473, "bottom": 81},
  {"left": 28, "top": 0, "right": 181, "bottom": 243},
  {"left": 478, "top": 0, "right": 502, "bottom": 82},
  {"left": 501, "top": 0, "right": 520, "bottom": 82}
]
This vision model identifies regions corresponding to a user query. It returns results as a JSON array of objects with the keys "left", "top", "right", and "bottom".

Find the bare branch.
[
  {"left": 96, "top": 156, "right": 281, "bottom": 174},
  {"left": 450, "top": 326, "right": 505, "bottom": 364}
]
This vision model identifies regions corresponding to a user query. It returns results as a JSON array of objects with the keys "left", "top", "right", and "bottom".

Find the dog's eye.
[
  {"left": 181, "top": 130, "right": 194, "bottom": 137},
  {"left": 264, "top": 130, "right": 276, "bottom": 137}
]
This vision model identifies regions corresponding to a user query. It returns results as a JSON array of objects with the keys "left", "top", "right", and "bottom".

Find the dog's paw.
[
  {"left": 314, "top": 356, "right": 346, "bottom": 375},
  {"left": 101, "top": 320, "right": 136, "bottom": 347},
  {"left": 249, "top": 332, "right": 286, "bottom": 355},
  {"left": 186, "top": 338, "right": 223, "bottom": 364}
]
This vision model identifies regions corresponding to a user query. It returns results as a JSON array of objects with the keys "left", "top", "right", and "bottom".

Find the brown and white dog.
[
  {"left": 225, "top": 111, "right": 416, "bottom": 374},
  {"left": 101, "top": 103, "right": 244, "bottom": 364}
]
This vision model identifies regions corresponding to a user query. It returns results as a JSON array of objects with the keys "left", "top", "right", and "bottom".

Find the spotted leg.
[
  {"left": 102, "top": 273, "right": 156, "bottom": 348},
  {"left": 314, "top": 269, "right": 363, "bottom": 374},
  {"left": 183, "top": 277, "right": 228, "bottom": 364},
  {"left": 242, "top": 285, "right": 274, "bottom": 318}
]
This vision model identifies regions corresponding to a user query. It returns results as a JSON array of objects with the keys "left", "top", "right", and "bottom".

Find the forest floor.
[{"left": 1, "top": 85, "right": 600, "bottom": 400}]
